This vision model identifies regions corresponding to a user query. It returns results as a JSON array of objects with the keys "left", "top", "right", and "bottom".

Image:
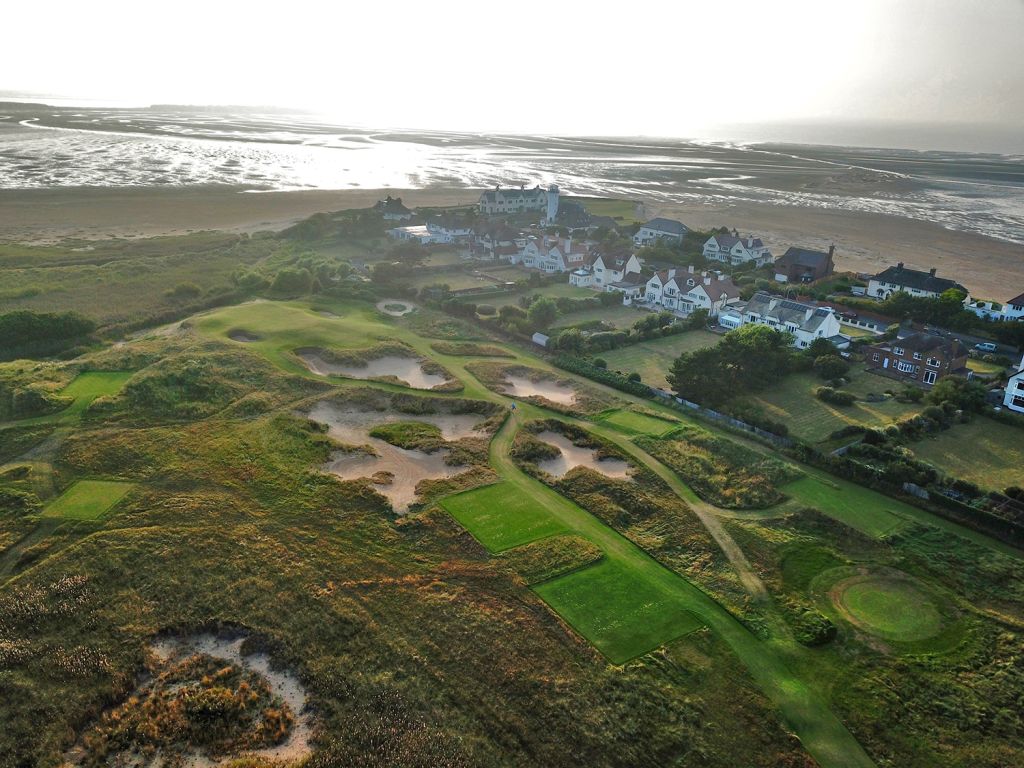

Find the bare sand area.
[
  {"left": 535, "top": 431, "right": 631, "bottom": 479},
  {"left": 297, "top": 351, "right": 450, "bottom": 390},
  {"left": 307, "top": 402, "right": 485, "bottom": 513},
  {"left": 0, "top": 186, "right": 478, "bottom": 243},
  {"left": 2, "top": 185, "right": 1019, "bottom": 299},
  {"left": 643, "top": 199, "right": 1024, "bottom": 300},
  {"left": 376, "top": 299, "right": 418, "bottom": 317},
  {"left": 65, "top": 632, "right": 313, "bottom": 767},
  {"left": 504, "top": 374, "right": 577, "bottom": 405}
]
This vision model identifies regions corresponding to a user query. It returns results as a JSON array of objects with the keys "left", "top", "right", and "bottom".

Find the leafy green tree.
[
  {"left": 552, "top": 327, "right": 585, "bottom": 354},
  {"left": 805, "top": 337, "right": 835, "bottom": 359},
  {"left": 668, "top": 345, "right": 734, "bottom": 406},
  {"left": 668, "top": 324, "right": 794, "bottom": 406},
  {"left": 813, "top": 354, "right": 850, "bottom": 380},
  {"left": 926, "top": 376, "right": 988, "bottom": 412},
  {"left": 687, "top": 308, "right": 710, "bottom": 330},
  {"left": 0, "top": 310, "right": 96, "bottom": 362},
  {"left": 270, "top": 267, "right": 313, "bottom": 295},
  {"left": 526, "top": 298, "right": 558, "bottom": 330}
]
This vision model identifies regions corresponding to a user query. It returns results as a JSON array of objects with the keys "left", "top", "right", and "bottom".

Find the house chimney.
[
  {"left": 897, "top": 261, "right": 904, "bottom": 270},
  {"left": 703, "top": 276, "right": 711, "bottom": 285},
  {"left": 828, "top": 244, "right": 835, "bottom": 259},
  {"left": 688, "top": 264, "right": 695, "bottom": 274},
  {"left": 929, "top": 267, "right": 937, "bottom": 276}
]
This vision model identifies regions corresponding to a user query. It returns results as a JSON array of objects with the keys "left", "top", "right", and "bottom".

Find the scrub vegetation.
[{"left": 2, "top": 213, "right": 1023, "bottom": 768}]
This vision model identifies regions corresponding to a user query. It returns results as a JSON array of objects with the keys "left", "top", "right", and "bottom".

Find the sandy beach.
[
  {"left": 644, "top": 198, "right": 1024, "bottom": 301},
  {"left": 1, "top": 185, "right": 1020, "bottom": 300},
  {"left": 0, "top": 187, "right": 479, "bottom": 242}
]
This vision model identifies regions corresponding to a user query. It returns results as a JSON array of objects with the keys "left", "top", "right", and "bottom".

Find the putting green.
[
  {"left": 43, "top": 480, "right": 136, "bottom": 520},
  {"left": 598, "top": 409, "right": 679, "bottom": 437},
  {"left": 833, "top": 574, "right": 944, "bottom": 642},
  {"left": 440, "top": 482, "right": 567, "bottom": 552},
  {"left": 535, "top": 558, "right": 703, "bottom": 664}
]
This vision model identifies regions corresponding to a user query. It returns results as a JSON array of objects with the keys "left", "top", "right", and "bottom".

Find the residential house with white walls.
[
  {"left": 1004, "top": 356, "right": 1024, "bottom": 413},
  {"left": 478, "top": 184, "right": 559, "bottom": 221},
  {"left": 520, "top": 236, "right": 591, "bottom": 273},
  {"left": 1002, "top": 292, "right": 1024, "bottom": 321},
  {"left": 702, "top": 233, "right": 772, "bottom": 267},
  {"left": 591, "top": 249, "right": 643, "bottom": 287},
  {"left": 633, "top": 218, "right": 688, "bottom": 247},
  {"left": 643, "top": 266, "right": 741, "bottom": 317},
  {"left": 718, "top": 291, "right": 847, "bottom": 349},
  {"left": 867, "top": 263, "right": 968, "bottom": 300}
]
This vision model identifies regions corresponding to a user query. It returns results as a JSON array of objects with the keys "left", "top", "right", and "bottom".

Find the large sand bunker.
[
  {"left": 535, "top": 431, "right": 631, "bottom": 479},
  {"left": 298, "top": 351, "right": 450, "bottom": 390},
  {"left": 376, "top": 299, "right": 417, "bottom": 317},
  {"left": 308, "top": 402, "right": 484, "bottom": 512},
  {"left": 504, "top": 375, "right": 577, "bottom": 405},
  {"left": 66, "top": 632, "right": 312, "bottom": 767},
  {"left": 228, "top": 329, "right": 261, "bottom": 343}
]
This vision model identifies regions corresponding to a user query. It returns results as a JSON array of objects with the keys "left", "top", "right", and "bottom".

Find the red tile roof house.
[{"left": 865, "top": 332, "right": 968, "bottom": 387}]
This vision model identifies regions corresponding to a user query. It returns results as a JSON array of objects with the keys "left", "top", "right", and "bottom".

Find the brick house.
[{"left": 866, "top": 332, "right": 969, "bottom": 387}]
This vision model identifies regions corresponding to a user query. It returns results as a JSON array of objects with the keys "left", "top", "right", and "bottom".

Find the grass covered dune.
[{"left": 1, "top": 295, "right": 1023, "bottom": 768}]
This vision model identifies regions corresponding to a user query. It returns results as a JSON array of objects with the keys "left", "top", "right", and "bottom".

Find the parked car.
[{"left": 975, "top": 342, "right": 998, "bottom": 352}]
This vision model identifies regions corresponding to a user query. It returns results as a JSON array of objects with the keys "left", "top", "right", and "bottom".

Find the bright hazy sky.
[{"left": 5, "top": 0, "right": 1023, "bottom": 139}]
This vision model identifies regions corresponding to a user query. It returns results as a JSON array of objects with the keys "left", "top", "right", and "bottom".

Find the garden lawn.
[
  {"left": 910, "top": 417, "right": 1024, "bottom": 491},
  {"left": 42, "top": 480, "right": 136, "bottom": 520},
  {"left": 439, "top": 482, "right": 567, "bottom": 552},
  {"left": 488, "top": 283, "right": 598, "bottom": 308},
  {"left": 409, "top": 270, "right": 499, "bottom": 292},
  {"left": 747, "top": 370, "right": 920, "bottom": 443},
  {"left": 534, "top": 558, "right": 702, "bottom": 664},
  {"left": 600, "top": 330, "right": 722, "bottom": 389},
  {"left": 598, "top": 409, "right": 680, "bottom": 437},
  {"left": 781, "top": 475, "right": 909, "bottom": 539},
  {"left": 570, "top": 197, "right": 641, "bottom": 223},
  {"left": 552, "top": 305, "right": 644, "bottom": 331}
]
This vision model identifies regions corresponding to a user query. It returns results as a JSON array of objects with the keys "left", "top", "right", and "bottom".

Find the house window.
[
  {"left": 872, "top": 353, "right": 880, "bottom": 362},
  {"left": 913, "top": 352, "right": 922, "bottom": 360},
  {"left": 896, "top": 361, "right": 917, "bottom": 374},
  {"left": 1014, "top": 394, "right": 1024, "bottom": 408},
  {"left": 893, "top": 346, "right": 904, "bottom": 356},
  {"left": 927, "top": 357, "right": 940, "bottom": 367},
  {"left": 924, "top": 370, "right": 937, "bottom": 385}
]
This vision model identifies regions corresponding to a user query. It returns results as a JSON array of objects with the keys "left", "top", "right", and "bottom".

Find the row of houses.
[{"left": 380, "top": 188, "right": 1024, "bottom": 329}]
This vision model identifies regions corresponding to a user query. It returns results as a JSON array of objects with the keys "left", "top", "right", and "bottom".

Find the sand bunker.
[
  {"left": 66, "top": 632, "right": 312, "bottom": 768},
  {"left": 376, "top": 299, "right": 417, "bottom": 317},
  {"left": 308, "top": 402, "right": 484, "bottom": 513},
  {"left": 228, "top": 329, "right": 261, "bottom": 343},
  {"left": 535, "top": 431, "right": 631, "bottom": 479},
  {"left": 298, "top": 351, "right": 449, "bottom": 390},
  {"left": 505, "top": 375, "right": 577, "bottom": 405}
]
